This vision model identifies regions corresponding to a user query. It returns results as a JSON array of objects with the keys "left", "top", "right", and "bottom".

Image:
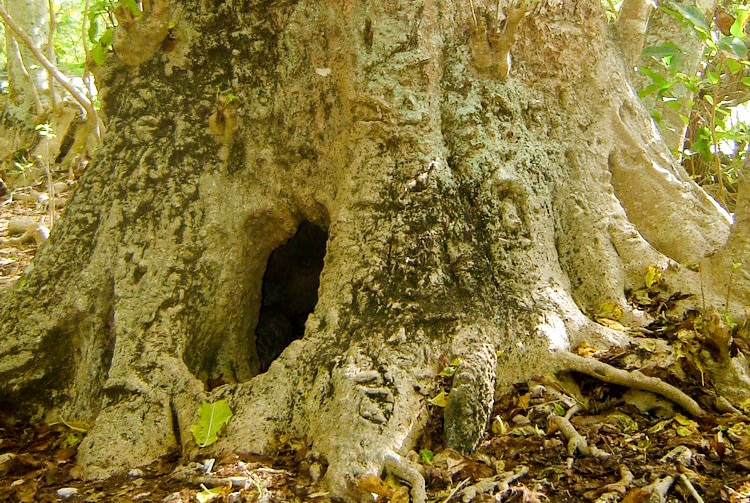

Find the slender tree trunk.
[
  {"left": 0, "top": 0, "right": 745, "bottom": 501},
  {"left": 631, "top": 0, "right": 716, "bottom": 152},
  {"left": 3, "top": 0, "right": 50, "bottom": 120}
]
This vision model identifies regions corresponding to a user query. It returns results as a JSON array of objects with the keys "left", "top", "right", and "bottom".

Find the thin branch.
[
  {"left": 0, "top": 3, "right": 103, "bottom": 141},
  {"left": 8, "top": 34, "right": 44, "bottom": 115},
  {"left": 678, "top": 474, "right": 705, "bottom": 503},
  {"left": 46, "top": 0, "right": 58, "bottom": 106},
  {"left": 81, "top": 0, "right": 97, "bottom": 107}
]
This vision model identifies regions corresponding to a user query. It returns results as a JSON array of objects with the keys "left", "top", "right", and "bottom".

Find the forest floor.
[
  {"left": 0, "top": 184, "right": 46, "bottom": 293},
  {"left": 2, "top": 176, "right": 750, "bottom": 503},
  {"left": 1, "top": 367, "right": 750, "bottom": 503}
]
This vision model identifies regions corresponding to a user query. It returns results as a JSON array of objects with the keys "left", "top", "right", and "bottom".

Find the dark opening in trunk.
[{"left": 255, "top": 221, "right": 327, "bottom": 372}]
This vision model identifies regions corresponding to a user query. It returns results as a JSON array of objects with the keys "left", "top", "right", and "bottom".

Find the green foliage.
[
  {"left": 601, "top": 0, "right": 624, "bottom": 22},
  {"left": 190, "top": 399, "right": 233, "bottom": 448},
  {"left": 639, "top": 1, "right": 750, "bottom": 210},
  {"left": 87, "top": 0, "right": 116, "bottom": 66},
  {"left": 86, "top": 0, "right": 141, "bottom": 66},
  {"left": 53, "top": 0, "right": 87, "bottom": 74}
]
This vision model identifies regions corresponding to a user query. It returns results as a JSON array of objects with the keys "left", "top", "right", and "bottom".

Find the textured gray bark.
[{"left": 0, "top": 0, "right": 745, "bottom": 501}]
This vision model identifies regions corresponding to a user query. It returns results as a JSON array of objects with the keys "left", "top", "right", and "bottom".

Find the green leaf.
[
  {"left": 727, "top": 58, "right": 743, "bottom": 74},
  {"left": 718, "top": 36, "right": 748, "bottom": 59},
  {"left": 440, "top": 366, "right": 456, "bottom": 377},
  {"left": 99, "top": 28, "right": 113, "bottom": 47},
  {"left": 419, "top": 449, "right": 434, "bottom": 466},
  {"left": 190, "top": 399, "right": 233, "bottom": 448},
  {"left": 91, "top": 44, "right": 108, "bottom": 66},
  {"left": 742, "top": 77, "right": 750, "bottom": 88},
  {"left": 639, "top": 66, "right": 668, "bottom": 86},
  {"left": 119, "top": 0, "right": 142, "bottom": 17},
  {"left": 731, "top": 7, "right": 749, "bottom": 38},
  {"left": 88, "top": 16, "right": 99, "bottom": 43},
  {"left": 668, "top": 3, "right": 711, "bottom": 36},
  {"left": 642, "top": 42, "right": 681, "bottom": 59}
]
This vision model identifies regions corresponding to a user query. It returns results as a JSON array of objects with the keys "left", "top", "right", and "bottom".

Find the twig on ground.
[
  {"left": 441, "top": 477, "right": 471, "bottom": 503},
  {"left": 678, "top": 474, "right": 705, "bottom": 503}
]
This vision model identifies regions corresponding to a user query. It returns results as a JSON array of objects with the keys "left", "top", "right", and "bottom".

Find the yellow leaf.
[
  {"left": 596, "top": 301, "right": 623, "bottom": 320},
  {"left": 596, "top": 318, "right": 627, "bottom": 331},
  {"left": 196, "top": 485, "right": 227, "bottom": 503},
  {"left": 517, "top": 393, "right": 531, "bottom": 410},
  {"left": 391, "top": 485, "right": 410, "bottom": 503},
  {"left": 645, "top": 265, "right": 661, "bottom": 288},
  {"left": 673, "top": 414, "right": 698, "bottom": 436},
  {"left": 647, "top": 419, "right": 671, "bottom": 434},
  {"left": 675, "top": 425, "right": 694, "bottom": 437},
  {"left": 575, "top": 343, "right": 599, "bottom": 357},
  {"left": 355, "top": 474, "right": 393, "bottom": 497},
  {"left": 429, "top": 391, "right": 449, "bottom": 407},
  {"left": 385, "top": 473, "right": 401, "bottom": 489},
  {"left": 674, "top": 413, "right": 692, "bottom": 425}
]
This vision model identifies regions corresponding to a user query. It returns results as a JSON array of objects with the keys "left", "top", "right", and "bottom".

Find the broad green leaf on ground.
[{"left": 190, "top": 399, "right": 233, "bottom": 448}]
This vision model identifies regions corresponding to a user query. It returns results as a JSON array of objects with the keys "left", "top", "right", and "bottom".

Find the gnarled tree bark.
[{"left": 0, "top": 0, "right": 746, "bottom": 501}]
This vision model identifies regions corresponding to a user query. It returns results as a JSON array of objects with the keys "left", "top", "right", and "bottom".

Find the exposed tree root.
[
  {"left": 384, "top": 451, "right": 427, "bottom": 503},
  {"left": 554, "top": 351, "right": 705, "bottom": 417},
  {"left": 455, "top": 465, "right": 528, "bottom": 502},
  {"left": 643, "top": 475, "right": 674, "bottom": 503},
  {"left": 587, "top": 465, "right": 634, "bottom": 500},
  {"left": 1, "top": 218, "right": 49, "bottom": 246},
  {"left": 550, "top": 405, "right": 610, "bottom": 460}
]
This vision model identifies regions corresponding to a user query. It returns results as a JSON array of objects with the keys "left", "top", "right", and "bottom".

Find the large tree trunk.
[{"left": 1, "top": 0, "right": 747, "bottom": 500}]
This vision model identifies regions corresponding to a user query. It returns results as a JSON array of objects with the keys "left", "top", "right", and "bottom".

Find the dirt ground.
[{"left": 2, "top": 179, "right": 750, "bottom": 503}]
